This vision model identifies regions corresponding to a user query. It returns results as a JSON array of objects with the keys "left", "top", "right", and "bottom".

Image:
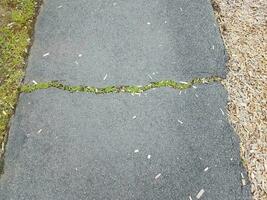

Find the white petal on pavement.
[
  {"left": 32, "top": 80, "right": 38, "bottom": 85},
  {"left": 178, "top": 120, "right": 183, "bottom": 124},
  {"left": 103, "top": 74, "right": 108, "bottom": 81},
  {"left": 155, "top": 173, "right": 161, "bottom": 179},
  {"left": 220, "top": 108, "right": 225, "bottom": 116},
  {"left": 196, "top": 189, "right": 205, "bottom": 199},
  {"left": 43, "top": 52, "right": 50, "bottom": 57}
]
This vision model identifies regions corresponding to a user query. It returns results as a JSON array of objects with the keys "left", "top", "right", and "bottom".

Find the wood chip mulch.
[{"left": 212, "top": 0, "right": 267, "bottom": 199}]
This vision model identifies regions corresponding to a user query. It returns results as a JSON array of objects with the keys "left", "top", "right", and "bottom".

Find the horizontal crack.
[{"left": 20, "top": 76, "right": 222, "bottom": 94}]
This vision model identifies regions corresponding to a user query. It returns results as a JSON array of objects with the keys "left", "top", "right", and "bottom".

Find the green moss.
[
  {"left": 0, "top": 0, "right": 39, "bottom": 156},
  {"left": 20, "top": 76, "right": 222, "bottom": 94}
]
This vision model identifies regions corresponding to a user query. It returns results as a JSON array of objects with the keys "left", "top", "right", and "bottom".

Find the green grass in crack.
[
  {"left": 0, "top": 0, "right": 39, "bottom": 156},
  {"left": 21, "top": 77, "right": 222, "bottom": 94}
]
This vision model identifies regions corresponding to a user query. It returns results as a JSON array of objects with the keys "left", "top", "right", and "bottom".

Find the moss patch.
[
  {"left": 0, "top": 0, "right": 40, "bottom": 156},
  {"left": 21, "top": 77, "right": 222, "bottom": 94}
]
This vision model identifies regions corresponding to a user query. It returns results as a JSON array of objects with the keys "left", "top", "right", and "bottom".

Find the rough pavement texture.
[
  {"left": 1, "top": 86, "right": 249, "bottom": 199},
  {"left": 0, "top": 0, "right": 251, "bottom": 199},
  {"left": 25, "top": 0, "right": 227, "bottom": 87}
]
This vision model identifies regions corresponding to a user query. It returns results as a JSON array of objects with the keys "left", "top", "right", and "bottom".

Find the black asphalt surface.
[
  {"left": 0, "top": 0, "right": 250, "bottom": 199},
  {"left": 25, "top": 0, "right": 227, "bottom": 86}
]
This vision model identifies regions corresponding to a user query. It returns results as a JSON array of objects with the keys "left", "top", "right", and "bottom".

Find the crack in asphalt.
[{"left": 20, "top": 76, "right": 223, "bottom": 94}]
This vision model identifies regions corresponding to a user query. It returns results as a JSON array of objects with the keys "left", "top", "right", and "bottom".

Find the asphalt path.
[{"left": 0, "top": 1, "right": 250, "bottom": 199}]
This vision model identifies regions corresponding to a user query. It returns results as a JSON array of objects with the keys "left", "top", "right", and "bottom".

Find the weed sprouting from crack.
[{"left": 20, "top": 77, "right": 222, "bottom": 94}]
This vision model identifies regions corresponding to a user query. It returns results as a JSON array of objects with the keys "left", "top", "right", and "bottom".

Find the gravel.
[{"left": 212, "top": 0, "right": 267, "bottom": 199}]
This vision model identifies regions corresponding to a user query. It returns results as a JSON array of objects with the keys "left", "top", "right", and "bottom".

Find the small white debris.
[
  {"left": 212, "top": 45, "right": 215, "bottom": 50},
  {"left": 179, "top": 81, "right": 188, "bottom": 84},
  {"left": 242, "top": 178, "right": 246, "bottom": 186},
  {"left": 7, "top": 22, "right": 15, "bottom": 27},
  {"left": 147, "top": 155, "right": 151, "bottom": 159},
  {"left": 220, "top": 108, "right": 225, "bottom": 116},
  {"left": 148, "top": 74, "right": 153, "bottom": 80},
  {"left": 74, "top": 61, "right": 79, "bottom": 65},
  {"left": 204, "top": 167, "right": 209, "bottom": 172},
  {"left": 164, "top": 20, "right": 167, "bottom": 24},
  {"left": 192, "top": 86, "right": 197, "bottom": 89},
  {"left": 152, "top": 72, "right": 156, "bottom": 75},
  {"left": 132, "top": 116, "right": 137, "bottom": 119},
  {"left": 78, "top": 54, "right": 83, "bottom": 57},
  {"left": 195, "top": 94, "right": 199, "bottom": 98},
  {"left": 178, "top": 120, "right": 183, "bottom": 124},
  {"left": 75, "top": 168, "right": 78, "bottom": 171},
  {"left": 57, "top": 5, "right": 63, "bottom": 9},
  {"left": 134, "top": 149, "right": 139, "bottom": 153},
  {"left": 179, "top": 91, "right": 182, "bottom": 95},
  {"left": 113, "top": 2, "right": 117, "bottom": 6},
  {"left": 241, "top": 173, "right": 246, "bottom": 186},
  {"left": 189, "top": 196, "right": 193, "bottom": 200},
  {"left": 180, "top": 7, "right": 183, "bottom": 11},
  {"left": 147, "top": 22, "right": 151, "bottom": 25},
  {"left": 37, "top": 129, "right": 43, "bottom": 134},
  {"left": 32, "top": 80, "right": 38, "bottom": 85},
  {"left": 155, "top": 173, "right": 161, "bottom": 179},
  {"left": 196, "top": 189, "right": 205, "bottom": 199},
  {"left": 103, "top": 74, "right": 108, "bottom": 81},
  {"left": 230, "top": 158, "right": 233, "bottom": 161},
  {"left": 43, "top": 52, "right": 50, "bottom": 57}
]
